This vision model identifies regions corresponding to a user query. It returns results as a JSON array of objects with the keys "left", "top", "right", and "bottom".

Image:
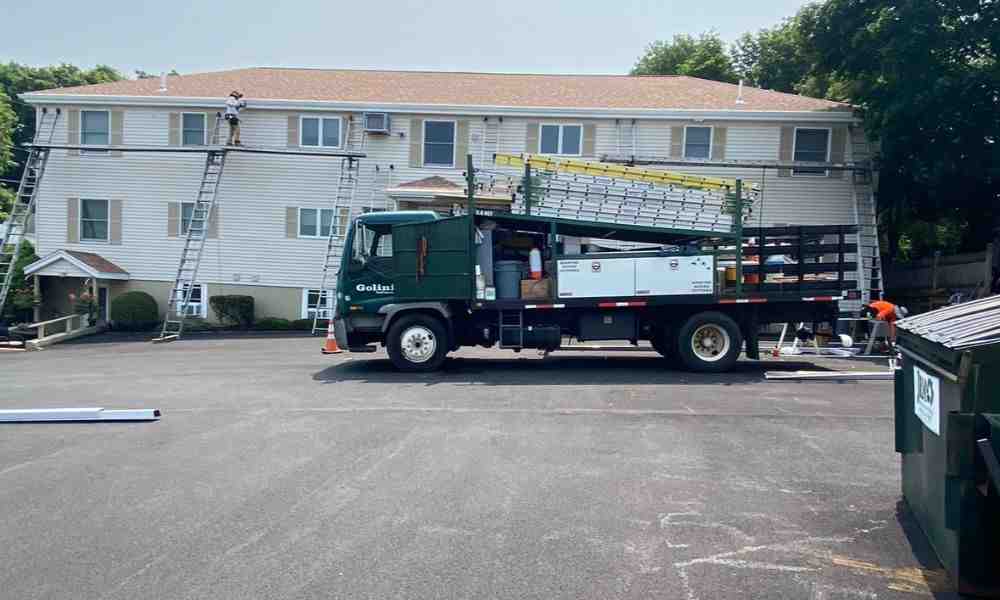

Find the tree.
[
  {"left": 800, "top": 0, "right": 1000, "bottom": 258},
  {"left": 631, "top": 32, "right": 738, "bottom": 83},
  {"left": 1, "top": 238, "right": 38, "bottom": 323},
  {"left": 731, "top": 8, "right": 853, "bottom": 101},
  {"left": 135, "top": 69, "right": 180, "bottom": 79},
  {"left": 0, "top": 89, "right": 17, "bottom": 221},
  {"left": 0, "top": 63, "right": 124, "bottom": 181}
]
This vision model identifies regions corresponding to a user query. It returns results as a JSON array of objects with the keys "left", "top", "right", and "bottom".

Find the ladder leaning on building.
[
  {"left": 154, "top": 113, "right": 226, "bottom": 342},
  {"left": 0, "top": 107, "right": 61, "bottom": 318}
]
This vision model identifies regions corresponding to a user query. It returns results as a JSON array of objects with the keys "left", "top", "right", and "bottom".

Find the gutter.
[{"left": 19, "top": 93, "right": 860, "bottom": 124}]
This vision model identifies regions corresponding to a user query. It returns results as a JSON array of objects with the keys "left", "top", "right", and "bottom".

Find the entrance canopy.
[
  {"left": 24, "top": 250, "right": 130, "bottom": 280},
  {"left": 388, "top": 175, "right": 512, "bottom": 211}
]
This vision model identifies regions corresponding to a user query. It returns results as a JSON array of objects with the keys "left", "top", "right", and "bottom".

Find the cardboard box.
[{"left": 521, "top": 278, "right": 551, "bottom": 300}]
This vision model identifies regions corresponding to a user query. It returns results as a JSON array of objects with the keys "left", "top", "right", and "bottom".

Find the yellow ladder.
[{"left": 493, "top": 153, "right": 757, "bottom": 197}]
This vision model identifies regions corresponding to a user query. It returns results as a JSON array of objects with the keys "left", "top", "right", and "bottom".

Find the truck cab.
[{"left": 333, "top": 211, "right": 439, "bottom": 349}]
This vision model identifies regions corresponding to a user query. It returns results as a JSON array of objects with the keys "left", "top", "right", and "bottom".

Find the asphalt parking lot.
[{"left": 1, "top": 334, "right": 954, "bottom": 599}]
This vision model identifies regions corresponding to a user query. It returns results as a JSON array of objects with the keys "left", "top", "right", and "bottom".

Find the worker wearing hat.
[
  {"left": 862, "top": 299, "right": 909, "bottom": 345},
  {"left": 224, "top": 91, "right": 247, "bottom": 145}
]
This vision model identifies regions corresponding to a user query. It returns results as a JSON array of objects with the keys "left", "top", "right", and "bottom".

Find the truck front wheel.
[
  {"left": 676, "top": 312, "right": 743, "bottom": 372},
  {"left": 386, "top": 314, "right": 449, "bottom": 372}
]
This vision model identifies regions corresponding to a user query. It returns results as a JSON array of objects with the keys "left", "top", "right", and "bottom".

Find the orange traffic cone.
[{"left": 321, "top": 321, "right": 343, "bottom": 355}]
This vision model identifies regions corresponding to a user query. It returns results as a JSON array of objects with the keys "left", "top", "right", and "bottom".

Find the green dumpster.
[{"left": 895, "top": 295, "right": 1000, "bottom": 597}]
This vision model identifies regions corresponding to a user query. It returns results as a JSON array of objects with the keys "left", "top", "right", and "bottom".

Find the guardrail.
[{"left": 28, "top": 313, "right": 88, "bottom": 339}]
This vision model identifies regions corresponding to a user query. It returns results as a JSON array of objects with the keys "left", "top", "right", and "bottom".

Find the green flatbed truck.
[{"left": 332, "top": 208, "right": 860, "bottom": 373}]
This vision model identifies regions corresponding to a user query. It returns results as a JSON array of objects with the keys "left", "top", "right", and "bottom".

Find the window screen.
[
  {"left": 540, "top": 125, "right": 560, "bottom": 154},
  {"left": 423, "top": 121, "right": 456, "bottom": 166},
  {"left": 321, "top": 118, "right": 340, "bottom": 147},
  {"left": 793, "top": 129, "right": 830, "bottom": 175},
  {"left": 81, "top": 111, "right": 109, "bottom": 145},
  {"left": 80, "top": 199, "right": 109, "bottom": 241},
  {"left": 182, "top": 113, "right": 206, "bottom": 146},
  {"left": 301, "top": 118, "right": 320, "bottom": 146},
  {"left": 684, "top": 127, "right": 712, "bottom": 159}
]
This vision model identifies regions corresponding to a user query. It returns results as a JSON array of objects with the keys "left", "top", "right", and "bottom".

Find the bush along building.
[{"left": 3, "top": 68, "right": 880, "bottom": 329}]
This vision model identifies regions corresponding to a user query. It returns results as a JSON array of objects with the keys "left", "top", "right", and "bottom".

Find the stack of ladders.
[
  {"left": 0, "top": 108, "right": 60, "bottom": 317},
  {"left": 480, "top": 154, "right": 756, "bottom": 235}
]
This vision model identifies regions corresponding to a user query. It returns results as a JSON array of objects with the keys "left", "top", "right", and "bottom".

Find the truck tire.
[
  {"left": 386, "top": 314, "right": 449, "bottom": 372},
  {"left": 676, "top": 311, "right": 743, "bottom": 372}
]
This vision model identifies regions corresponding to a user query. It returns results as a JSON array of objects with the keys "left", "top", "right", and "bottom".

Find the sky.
[{"left": 5, "top": 0, "right": 811, "bottom": 76}]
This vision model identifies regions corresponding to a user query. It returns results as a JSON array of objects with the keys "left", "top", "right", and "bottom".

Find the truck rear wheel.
[
  {"left": 386, "top": 314, "right": 449, "bottom": 372},
  {"left": 676, "top": 311, "right": 742, "bottom": 372}
]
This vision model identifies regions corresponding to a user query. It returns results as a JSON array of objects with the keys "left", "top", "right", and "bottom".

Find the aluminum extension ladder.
[
  {"left": 310, "top": 157, "right": 361, "bottom": 334},
  {"left": 155, "top": 114, "right": 225, "bottom": 342},
  {"left": 0, "top": 107, "right": 61, "bottom": 317}
]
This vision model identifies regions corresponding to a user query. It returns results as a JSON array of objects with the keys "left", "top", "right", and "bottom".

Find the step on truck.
[{"left": 331, "top": 155, "right": 860, "bottom": 372}]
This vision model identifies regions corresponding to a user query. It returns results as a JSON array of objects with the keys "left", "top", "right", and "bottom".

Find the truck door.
[{"left": 392, "top": 215, "right": 473, "bottom": 301}]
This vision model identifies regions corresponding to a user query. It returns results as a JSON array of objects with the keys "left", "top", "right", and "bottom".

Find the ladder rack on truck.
[{"left": 330, "top": 154, "right": 858, "bottom": 373}]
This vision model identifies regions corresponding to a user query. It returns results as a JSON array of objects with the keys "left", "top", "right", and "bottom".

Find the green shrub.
[
  {"left": 291, "top": 318, "right": 326, "bottom": 331},
  {"left": 254, "top": 317, "right": 293, "bottom": 330},
  {"left": 110, "top": 291, "right": 159, "bottom": 331},
  {"left": 209, "top": 295, "right": 254, "bottom": 328}
]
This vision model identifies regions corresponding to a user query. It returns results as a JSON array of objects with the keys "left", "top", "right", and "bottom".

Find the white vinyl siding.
[
  {"left": 301, "top": 288, "right": 333, "bottom": 319},
  {"left": 793, "top": 128, "right": 831, "bottom": 176},
  {"left": 423, "top": 120, "right": 456, "bottom": 167},
  {"left": 300, "top": 117, "right": 341, "bottom": 148},
  {"left": 181, "top": 113, "right": 206, "bottom": 146},
  {"left": 80, "top": 199, "right": 109, "bottom": 242},
  {"left": 540, "top": 124, "right": 582, "bottom": 155},
  {"left": 683, "top": 126, "right": 712, "bottom": 159}
]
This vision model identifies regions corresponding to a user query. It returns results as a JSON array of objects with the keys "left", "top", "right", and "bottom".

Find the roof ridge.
[{"left": 249, "top": 66, "right": 657, "bottom": 78}]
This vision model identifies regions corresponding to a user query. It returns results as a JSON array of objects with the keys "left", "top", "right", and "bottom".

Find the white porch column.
[{"left": 32, "top": 275, "right": 41, "bottom": 322}]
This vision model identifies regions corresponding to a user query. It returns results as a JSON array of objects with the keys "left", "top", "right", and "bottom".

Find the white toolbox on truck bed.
[{"left": 557, "top": 254, "right": 714, "bottom": 299}]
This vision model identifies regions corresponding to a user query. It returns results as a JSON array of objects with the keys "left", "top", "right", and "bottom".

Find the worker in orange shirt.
[{"left": 862, "top": 300, "right": 909, "bottom": 345}]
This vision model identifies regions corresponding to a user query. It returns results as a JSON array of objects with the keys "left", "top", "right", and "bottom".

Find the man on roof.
[{"left": 224, "top": 91, "right": 247, "bottom": 146}]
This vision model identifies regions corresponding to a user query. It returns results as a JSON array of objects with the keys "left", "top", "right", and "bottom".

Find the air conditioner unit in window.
[{"left": 363, "top": 112, "right": 391, "bottom": 134}]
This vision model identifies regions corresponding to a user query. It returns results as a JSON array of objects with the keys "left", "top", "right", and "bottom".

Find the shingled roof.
[{"left": 25, "top": 67, "right": 849, "bottom": 113}]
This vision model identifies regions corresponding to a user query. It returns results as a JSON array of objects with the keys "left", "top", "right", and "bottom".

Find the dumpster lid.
[{"left": 897, "top": 294, "right": 1000, "bottom": 350}]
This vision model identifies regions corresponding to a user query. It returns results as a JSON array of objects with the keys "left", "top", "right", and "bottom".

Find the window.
[
  {"left": 81, "top": 110, "right": 110, "bottom": 145},
  {"left": 539, "top": 124, "right": 582, "bottom": 155},
  {"left": 80, "top": 199, "right": 109, "bottom": 241},
  {"left": 793, "top": 128, "right": 831, "bottom": 176},
  {"left": 684, "top": 126, "right": 712, "bottom": 159},
  {"left": 355, "top": 223, "right": 393, "bottom": 260},
  {"left": 182, "top": 113, "right": 206, "bottom": 146},
  {"left": 180, "top": 202, "right": 195, "bottom": 235},
  {"left": 299, "top": 208, "right": 335, "bottom": 238},
  {"left": 302, "top": 289, "right": 334, "bottom": 320},
  {"left": 301, "top": 117, "right": 341, "bottom": 148},
  {"left": 423, "top": 121, "right": 456, "bottom": 167},
  {"left": 174, "top": 283, "right": 207, "bottom": 318}
]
